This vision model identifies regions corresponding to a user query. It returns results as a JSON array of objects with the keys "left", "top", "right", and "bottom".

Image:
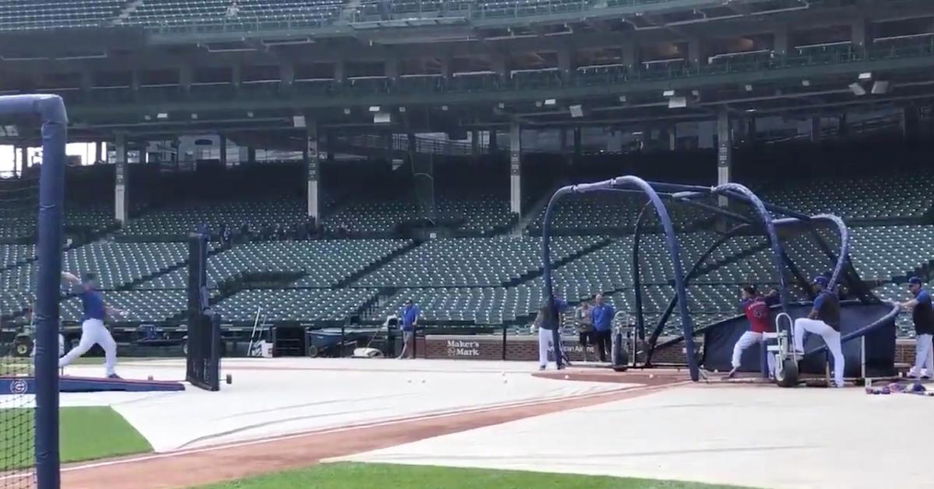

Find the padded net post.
[
  {"left": 185, "top": 232, "right": 221, "bottom": 391},
  {"left": 0, "top": 94, "right": 67, "bottom": 489}
]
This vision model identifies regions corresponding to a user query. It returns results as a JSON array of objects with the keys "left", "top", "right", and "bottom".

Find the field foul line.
[{"left": 52, "top": 380, "right": 686, "bottom": 475}]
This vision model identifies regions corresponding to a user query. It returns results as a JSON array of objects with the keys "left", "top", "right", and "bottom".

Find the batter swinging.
[
  {"left": 58, "top": 272, "right": 125, "bottom": 378},
  {"left": 727, "top": 285, "right": 780, "bottom": 379}
]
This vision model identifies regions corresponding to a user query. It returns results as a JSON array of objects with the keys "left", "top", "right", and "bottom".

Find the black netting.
[{"left": 1, "top": 170, "right": 39, "bottom": 489}]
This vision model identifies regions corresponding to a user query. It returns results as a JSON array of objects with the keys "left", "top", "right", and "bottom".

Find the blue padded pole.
[
  {"left": 612, "top": 176, "right": 699, "bottom": 381},
  {"left": 541, "top": 185, "right": 575, "bottom": 367},
  {"left": 0, "top": 94, "right": 68, "bottom": 489}
]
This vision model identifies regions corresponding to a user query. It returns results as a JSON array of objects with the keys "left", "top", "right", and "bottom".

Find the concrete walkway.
[{"left": 339, "top": 385, "right": 934, "bottom": 489}]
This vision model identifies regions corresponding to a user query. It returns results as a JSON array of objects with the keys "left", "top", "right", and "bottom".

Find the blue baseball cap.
[
  {"left": 908, "top": 276, "right": 923, "bottom": 286},
  {"left": 812, "top": 276, "right": 829, "bottom": 287}
]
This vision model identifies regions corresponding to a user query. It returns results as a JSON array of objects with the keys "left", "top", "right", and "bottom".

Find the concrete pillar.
[
  {"left": 231, "top": 64, "right": 242, "bottom": 89},
  {"left": 810, "top": 117, "right": 821, "bottom": 142},
  {"left": 557, "top": 48, "right": 573, "bottom": 82},
  {"left": 573, "top": 127, "right": 582, "bottom": 157},
  {"left": 131, "top": 70, "right": 141, "bottom": 92},
  {"left": 179, "top": 65, "right": 193, "bottom": 93},
  {"left": 471, "top": 130, "right": 480, "bottom": 159},
  {"left": 385, "top": 58, "right": 400, "bottom": 80},
  {"left": 114, "top": 133, "right": 129, "bottom": 224},
  {"left": 491, "top": 54, "right": 507, "bottom": 79},
  {"left": 902, "top": 106, "right": 920, "bottom": 143},
  {"left": 622, "top": 42, "right": 639, "bottom": 68},
  {"left": 716, "top": 109, "right": 731, "bottom": 208},
  {"left": 559, "top": 128, "right": 568, "bottom": 154},
  {"left": 247, "top": 146, "right": 256, "bottom": 164},
  {"left": 688, "top": 37, "right": 704, "bottom": 65},
  {"left": 334, "top": 61, "right": 346, "bottom": 83},
  {"left": 304, "top": 121, "right": 320, "bottom": 220},
  {"left": 509, "top": 122, "right": 522, "bottom": 216},
  {"left": 326, "top": 130, "right": 335, "bottom": 162},
  {"left": 384, "top": 132, "right": 395, "bottom": 162},
  {"left": 838, "top": 114, "right": 848, "bottom": 137},
  {"left": 488, "top": 129, "right": 498, "bottom": 154},
  {"left": 80, "top": 70, "right": 93, "bottom": 92},
  {"left": 20, "top": 146, "right": 28, "bottom": 170},
  {"left": 774, "top": 26, "right": 790, "bottom": 56},
  {"left": 280, "top": 62, "right": 295, "bottom": 93},
  {"left": 440, "top": 56, "right": 453, "bottom": 79},
  {"left": 746, "top": 117, "right": 757, "bottom": 143},
  {"left": 851, "top": 20, "right": 871, "bottom": 48},
  {"left": 669, "top": 126, "right": 677, "bottom": 151},
  {"left": 94, "top": 141, "right": 103, "bottom": 164},
  {"left": 219, "top": 135, "right": 228, "bottom": 167}
]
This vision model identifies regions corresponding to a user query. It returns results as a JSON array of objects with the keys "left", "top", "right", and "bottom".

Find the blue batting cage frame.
[
  {"left": 0, "top": 95, "right": 68, "bottom": 489},
  {"left": 540, "top": 176, "right": 859, "bottom": 382}
]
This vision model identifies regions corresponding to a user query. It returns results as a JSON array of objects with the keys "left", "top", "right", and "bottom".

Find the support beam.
[
  {"left": 509, "top": 122, "right": 522, "bottom": 216},
  {"left": 280, "top": 61, "right": 295, "bottom": 93},
  {"left": 851, "top": 20, "right": 871, "bottom": 48},
  {"left": 231, "top": 64, "right": 242, "bottom": 89},
  {"left": 559, "top": 127, "right": 568, "bottom": 154},
  {"left": 20, "top": 146, "right": 28, "bottom": 170},
  {"left": 247, "top": 146, "right": 256, "bottom": 164},
  {"left": 773, "top": 26, "right": 790, "bottom": 56},
  {"left": 746, "top": 116, "right": 756, "bottom": 143},
  {"left": 385, "top": 57, "right": 400, "bottom": 80},
  {"left": 810, "top": 116, "right": 821, "bottom": 142},
  {"left": 488, "top": 129, "right": 498, "bottom": 154},
  {"left": 622, "top": 42, "right": 639, "bottom": 68},
  {"left": 688, "top": 37, "right": 704, "bottom": 65},
  {"left": 573, "top": 127, "right": 582, "bottom": 157},
  {"left": 471, "top": 129, "right": 480, "bottom": 160},
  {"left": 668, "top": 125, "right": 677, "bottom": 151},
  {"left": 179, "top": 65, "right": 193, "bottom": 93},
  {"left": 114, "top": 133, "right": 129, "bottom": 224},
  {"left": 716, "top": 110, "right": 731, "bottom": 208},
  {"left": 219, "top": 135, "right": 228, "bottom": 167},
  {"left": 334, "top": 61, "right": 346, "bottom": 83},
  {"left": 94, "top": 141, "right": 103, "bottom": 164},
  {"left": 304, "top": 121, "right": 320, "bottom": 220},
  {"left": 557, "top": 48, "right": 573, "bottom": 82}
]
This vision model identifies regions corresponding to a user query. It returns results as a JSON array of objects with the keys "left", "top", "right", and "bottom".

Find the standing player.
[
  {"left": 396, "top": 299, "right": 420, "bottom": 359},
  {"left": 896, "top": 277, "right": 933, "bottom": 380},
  {"left": 793, "top": 276, "right": 844, "bottom": 388},
  {"left": 536, "top": 295, "right": 568, "bottom": 370},
  {"left": 727, "top": 285, "right": 780, "bottom": 379},
  {"left": 58, "top": 272, "right": 125, "bottom": 378},
  {"left": 590, "top": 294, "right": 615, "bottom": 363}
]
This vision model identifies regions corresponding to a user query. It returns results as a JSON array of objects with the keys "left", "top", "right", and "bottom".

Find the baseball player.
[
  {"left": 897, "top": 277, "right": 933, "bottom": 380},
  {"left": 727, "top": 285, "right": 780, "bottom": 379},
  {"left": 536, "top": 296, "right": 568, "bottom": 370},
  {"left": 794, "top": 276, "right": 845, "bottom": 387},
  {"left": 58, "top": 272, "right": 125, "bottom": 378}
]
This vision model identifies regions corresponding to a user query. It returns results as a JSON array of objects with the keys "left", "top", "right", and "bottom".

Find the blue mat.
[{"left": 0, "top": 376, "right": 185, "bottom": 394}]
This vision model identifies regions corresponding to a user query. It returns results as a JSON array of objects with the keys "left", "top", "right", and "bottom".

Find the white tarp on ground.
[
  {"left": 337, "top": 385, "right": 934, "bottom": 489},
  {"left": 58, "top": 358, "right": 626, "bottom": 452}
]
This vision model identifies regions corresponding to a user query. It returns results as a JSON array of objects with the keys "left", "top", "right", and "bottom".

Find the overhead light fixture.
[
  {"left": 668, "top": 96, "right": 688, "bottom": 109},
  {"left": 801, "top": 80, "right": 810, "bottom": 87},
  {"left": 398, "top": 106, "right": 406, "bottom": 113},
  {"left": 849, "top": 82, "right": 866, "bottom": 96},
  {"left": 744, "top": 84, "right": 753, "bottom": 92},
  {"left": 143, "top": 115, "right": 151, "bottom": 121},
  {"left": 441, "top": 105, "right": 448, "bottom": 111},
  {"left": 858, "top": 72, "right": 872, "bottom": 81},
  {"left": 535, "top": 101, "right": 543, "bottom": 108},
  {"left": 156, "top": 112, "right": 168, "bottom": 120},
  {"left": 293, "top": 115, "right": 306, "bottom": 128},
  {"left": 691, "top": 89, "right": 700, "bottom": 97},
  {"left": 544, "top": 98, "right": 556, "bottom": 106},
  {"left": 662, "top": 89, "right": 676, "bottom": 97},
  {"left": 498, "top": 102, "right": 505, "bottom": 109},
  {"left": 618, "top": 95, "right": 627, "bottom": 103},
  {"left": 569, "top": 104, "right": 584, "bottom": 118},
  {"left": 369, "top": 106, "right": 380, "bottom": 113},
  {"left": 190, "top": 113, "right": 198, "bottom": 120},
  {"left": 871, "top": 80, "right": 889, "bottom": 95},
  {"left": 246, "top": 111, "right": 254, "bottom": 118},
  {"left": 745, "top": 108, "right": 757, "bottom": 113}
]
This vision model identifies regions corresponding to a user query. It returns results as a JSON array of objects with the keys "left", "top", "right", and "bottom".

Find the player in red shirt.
[{"left": 727, "top": 285, "right": 780, "bottom": 379}]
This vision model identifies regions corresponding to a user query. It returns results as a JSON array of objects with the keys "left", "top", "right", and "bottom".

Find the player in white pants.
[
  {"left": 794, "top": 276, "right": 844, "bottom": 388},
  {"left": 535, "top": 297, "right": 568, "bottom": 370},
  {"left": 897, "top": 277, "right": 933, "bottom": 380},
  {"left": 728, "top": 286, "right": 779, "bottom": 378},
  {"left": 58, "top": 272, "right": 125, "bottom": 378}
]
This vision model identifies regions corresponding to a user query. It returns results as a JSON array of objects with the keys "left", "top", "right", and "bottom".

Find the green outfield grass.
[
  {"left": 196, "top": 463, "right": 759, "bottom": 489},
  {"left": 0, "top": 406, "right": 152, "bottom": 468}
]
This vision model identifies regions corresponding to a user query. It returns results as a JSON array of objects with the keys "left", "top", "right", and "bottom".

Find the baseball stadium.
[{"left": 2, "top": 0, "right": 934, "bottom": 488}]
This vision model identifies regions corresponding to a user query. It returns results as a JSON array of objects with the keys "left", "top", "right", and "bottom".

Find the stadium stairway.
[
  {"left": 508, "top": 237, "right": 612, "bottom": 288},
  {"left": 334, "top": 239, "right": 420, "bottom": 288}
]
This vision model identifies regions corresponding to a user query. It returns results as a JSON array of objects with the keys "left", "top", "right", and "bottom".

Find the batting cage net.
[{"left": 1, "top": 167, "right": 39, "bottom": 488}]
